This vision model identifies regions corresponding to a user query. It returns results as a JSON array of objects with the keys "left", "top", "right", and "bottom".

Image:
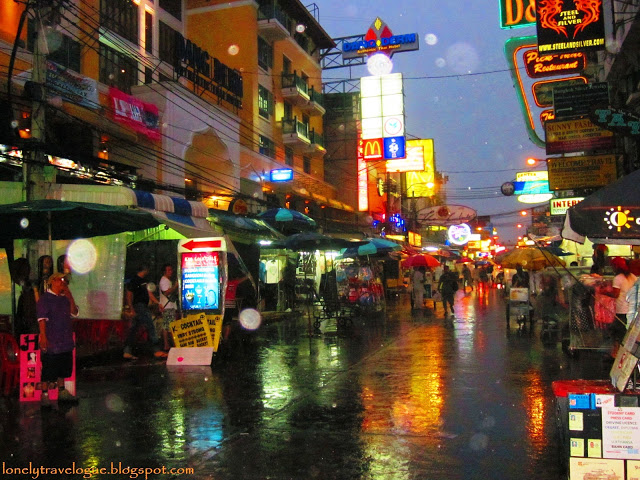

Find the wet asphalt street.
[{"left": 0, "top": 287, "right": 612, "bottom": 480}]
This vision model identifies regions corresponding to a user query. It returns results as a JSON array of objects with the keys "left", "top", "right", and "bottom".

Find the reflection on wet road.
[{"left": 0, "top": 289, "right": 610, "bottom": 479}]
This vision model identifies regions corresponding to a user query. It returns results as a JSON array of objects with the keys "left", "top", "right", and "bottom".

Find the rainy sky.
[{"left": 316, "top": 0, "right": 544, "bottom": 244}]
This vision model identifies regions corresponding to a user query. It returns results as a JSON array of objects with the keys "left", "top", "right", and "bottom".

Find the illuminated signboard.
[
  {"left": 383, "top": 137, "right": 405, "bottom": 159},
  {"left": 532, "top": 77, "right": 587, "bottom": 107},
  {"left": 363, "top": 138, "right": 383, "bottom": 160},
  {"left": 523, "top": 49, "right": 586, "bottom": 78},
  {"left": 547, "top": 155, "right": 616, "bottom": 190},
  {"left": 403, "top": 139, "right": 435, "bottom": 196},
  {"left": 361, "top": 73, "right": 405, "bottom": 140},
  {"left": 550, "top": 197, "right": 584, "bottom": 215},
  {"left": 535, "top": 0, "right": 605, "bottom": 54},
  {"left": 342, "top": 17, "right": 419, "bottom": 60},
  {"left": 448, "top": 224, "right": 472, "bottom": 246},
  {"left": 181, "top": 250, "right": 221, "bottom": 312},
  {"left": 518, "top": 193, "right": 554, "bottom": 203},
  {"left": 386, "top": 141, "right": 425, "bottom": 173},
  {"left": 591, "top": 106, "right": 640, "bottom": 137},
  {"left": 178, "top": 238, "right": 225, "bottom": 307},
  {"left": 270, "top": 168, "right": 293, "bottom": 182},
  {"left": 357, "top": 133, "right": 369, "bottom": 211},
  {"left": 499, "top": 0, "right": 536, "bottom": 29},
  {"left": 514, "top": 172, "right": 551, "bottom": 195},
  {"left": 545, "top": 118, "right": 615, "bottom": 155},
  {"left": 408, "top": 231, "right": 422, "bottom": 247}
]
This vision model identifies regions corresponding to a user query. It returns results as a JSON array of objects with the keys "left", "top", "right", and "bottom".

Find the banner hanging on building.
[{"left": 109, "top": 87, "right": 161, "bottom": 141}]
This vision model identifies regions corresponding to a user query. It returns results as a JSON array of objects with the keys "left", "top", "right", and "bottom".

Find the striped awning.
[
  {"left": 45, "top": 184, "right": 219, "bottom": 238},
  {"left": 132, "top": 190, "right": 217, "bottom": 238}
]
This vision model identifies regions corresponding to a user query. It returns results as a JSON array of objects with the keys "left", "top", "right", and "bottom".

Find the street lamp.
[{"left": 526, "top": 157, "right": 545, "bottom": 166}]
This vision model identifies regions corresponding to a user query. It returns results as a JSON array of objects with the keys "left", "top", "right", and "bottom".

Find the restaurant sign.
[
  {"left": 545, "top": 118, "right": 615, "bottom": 155},
  {"left": 547, "top": 154, "right": 616, "bottom": 190},
  {"left": 524, "top": 49, "right": 586, "bottom": 78}
]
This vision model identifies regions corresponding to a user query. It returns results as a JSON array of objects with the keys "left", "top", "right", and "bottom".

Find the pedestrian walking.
[
  {"left": 123, "top": 264, "right": 167, "bottom": 360},
  {"left": 438, "top": 266, "right": 458, "bottom": 317},
  {"left": 37, "top": 272, "right": 78, "bottom": 407},
  {"left": 158, "top": 264, "right": 179, "bottom": 352},
  {"left": 462, "top": 264, "right": 473, "bottom": 292}
]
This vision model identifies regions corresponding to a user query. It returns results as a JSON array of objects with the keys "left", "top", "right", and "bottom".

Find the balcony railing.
[
  {"left": 309, "top": 129, "right": 324, "bottom": 149},
  {"left": 281, "top": 72, "right": 309, "bottom": 97},
  {"left": 257, "top": 3, "right": 292, "bottom": 32},
  {"left": 282, "top": 117, "right": 309, "bottom": 140}
]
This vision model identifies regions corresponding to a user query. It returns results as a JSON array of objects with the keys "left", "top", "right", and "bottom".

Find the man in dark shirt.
[
  {"left": 438, "top": 266, "right": 459, "bottom": 317},
  {"left": 511, "top": 264, "right": 530, "bottom": 289},
  {"left": 123, "top": 264, "right": 166, "bottom": 360}
]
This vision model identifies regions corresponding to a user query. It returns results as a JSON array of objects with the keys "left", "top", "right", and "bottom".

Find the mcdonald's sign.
[{"left": 363, "top": 138, "right": 383, "bottom": 160}]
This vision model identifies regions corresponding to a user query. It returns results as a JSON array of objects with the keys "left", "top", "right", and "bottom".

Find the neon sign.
[
  {"left": 448, "top": 224, "right": 472, "bottom": 246},
  {"left": 270, "top": 169, "right": 293, "bottom": 182},
  {"left": 357, "top": 133, "right": 369, "bottom": 212},
  {"left": 523, "top": 50, "right": 586, "bottom": 78},
  {"left": 604, "top": 206, "right": 640, "bottom": 232},
  {"left": 342, "top": 18, "right": 419, "bottom": 60}
]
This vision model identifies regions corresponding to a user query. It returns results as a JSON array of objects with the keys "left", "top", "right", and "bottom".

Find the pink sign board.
[{"left": 19, "top": 334, "right": 76, "bottom": 402}]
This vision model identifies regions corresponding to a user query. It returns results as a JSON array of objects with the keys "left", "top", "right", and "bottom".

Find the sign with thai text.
[
  {"left": 524, "top": 49, "right": 586, "bottom": 78},
  {"left": 342, "top": 17, "right": 419, "bottom": 60},
  {"left": 549, "top": 197, "right": 584, "bottom": 215},
  {"left": 547, "top": 155, "right": 616, "bottom": 190},
  {"left": 536, "top": 0, "right": 606, "bottom": 54},
  {"left": 545, "top": 118, "right": 615, "bottom": 154},
  {"left": 109, "top": 87, "right": 160, "bottom": 141}
]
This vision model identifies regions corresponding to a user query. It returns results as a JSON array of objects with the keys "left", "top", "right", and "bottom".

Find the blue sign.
[
  {"left": 270, "top": 168, "right": 293, "bottom": 182},
  {"left": 383, "top": 136, "right": 406, "bottom": 160},
  {"left": 513, "top": 181, "right": 552, "bottom": 195}
]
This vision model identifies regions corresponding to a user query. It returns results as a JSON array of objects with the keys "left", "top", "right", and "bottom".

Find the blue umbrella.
[
  {"left": 340, "top": 238, "right": 402, "bottom": 257},
  {"left": 257, "top": 208, "right": 317, "bottom": 233}
]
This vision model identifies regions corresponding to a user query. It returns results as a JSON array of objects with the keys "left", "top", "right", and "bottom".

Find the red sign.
[
  {"left": 540, "top": 109, "right": 555, "bottom": 125},
  {"left": 523, "top": 49, "right": 586, "bottom": 78},
  {"left": 363, "top": 138, "right": 383, "bottom": 160},
  {"left": 109, "top": 87, "right": 161, "bottom": 141},
  {"left": 181, "top": 239, "right": 223, "bottom": 251}
]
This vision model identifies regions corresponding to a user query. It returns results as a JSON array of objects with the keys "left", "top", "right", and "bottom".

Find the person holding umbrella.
[{"left": 412, "top": 266, "right": 426, "bottom": 310}]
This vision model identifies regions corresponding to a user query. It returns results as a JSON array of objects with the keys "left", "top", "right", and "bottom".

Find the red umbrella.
[
  {"left": 402, "top": 254, "right": 440, "bottom": 268},
  {"left": 455, "top": 257, "right": 473, "bottom": 264}
]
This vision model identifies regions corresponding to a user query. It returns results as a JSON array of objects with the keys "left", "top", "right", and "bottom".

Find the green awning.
[{"left": 208, "top": 210, "right": 284, "bottom": 245}]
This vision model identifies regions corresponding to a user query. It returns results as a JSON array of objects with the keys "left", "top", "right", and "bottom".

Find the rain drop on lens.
[
  {"left": 19, "top": 217, "right": 29, "bottom": 229},
  {"left": 227, "top": 44, "right": 239, "bottom": 55},
  {"left": 424, "top": 33, "right": 438, "bottom": 45}
]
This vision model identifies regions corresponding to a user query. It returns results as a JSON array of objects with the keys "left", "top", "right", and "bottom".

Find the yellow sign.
[
  {"left": 547, "top": 155, "right": 617, "bottom": 190},
  {"left": 545, "top": 118, "right": 615, "bottom": 154},
  {"left": 170, "top": 312, "right": 223, "bottom": 351},
  {"left": 516, "top": 170, "right": 547, "bottom": 182},
  {"left": 403, "top": 139, "right": 435, "bottom": 197}
]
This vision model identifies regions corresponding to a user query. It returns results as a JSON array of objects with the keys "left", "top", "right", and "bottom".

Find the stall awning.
[
  {"left": 208, "top": 209, "right": 284, "bottom": 245},
  {"left": 45, "top": 184, "right": 220, "bottom": 238}
]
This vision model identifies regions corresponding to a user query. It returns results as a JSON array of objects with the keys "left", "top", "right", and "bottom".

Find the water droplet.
[{"left": 424, "top": 33, "right": 438, "bottom": 46}]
